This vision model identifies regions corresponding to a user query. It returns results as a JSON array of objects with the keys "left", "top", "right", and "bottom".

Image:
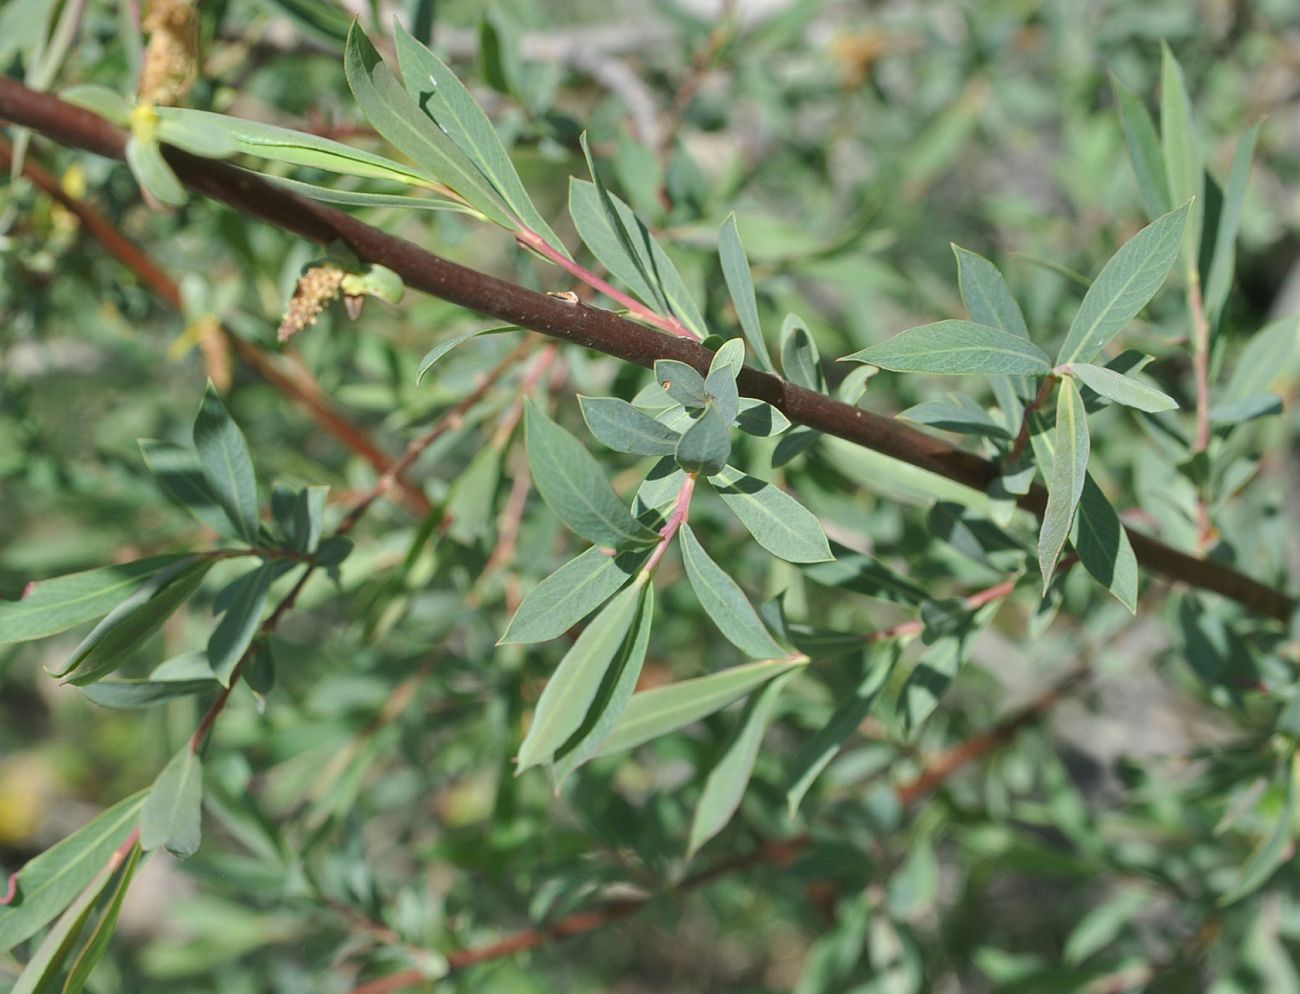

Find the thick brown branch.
[{"left": 0, "top": 79, "right": 1292, "bottom": 621}]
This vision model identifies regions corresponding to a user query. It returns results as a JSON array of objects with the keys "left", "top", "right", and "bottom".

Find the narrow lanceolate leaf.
[
  {"left": 524, "top": 400, "right": 658, "bottom": 549},
  {"left": 579, "top": 396, "right": 681, "bottom": 456},
  {"left": 392, "top": 23, "right": 568, "bottom": 253},
  {"left": 779, "top": 315, "right": 826, "bottom": 390},
  {"left": 550, "top": 584, "right": 655, "bottom": 782},
  {"left": 1219, "top": 758, "right": 1297, "bottom": 906},
  {"left": 1055, "top": 202, "right": 1191, "bottom": 365},
  {"left": 710, "top": 466, "right": 834, "bottom": 564},
  {"left": 1203, "top": 123, "right": 1260, "bottom": 325},
  {"left": 1038, "top": 377, "right": 1090, "bottom": 590},
  {"left": 1064, "top": 363, "right": 1178, "bottom": 412},
  {"left": 416, "top": 327, "right": 512, "bottom": 383},
  {"left": 500, "top": 546, "right": 649, "bottom": 644},
  {"left": 1160, "top": 43, "right": 1204, "bottom": 275},
  {"left": 675, "top": 404, "right": 732, "bottom": 476},
  {"left": 207, "top": 564, "right": 273, "bottom": 686},
  {"left": 680, "top": 525, "right": 785, "bottom": 659},
  {"left": 598, "top": 659, "right": 808, "bottom": 757},
  {"left": 82, "top": 676, "right": 217, "bottom": 710},
  {"left": 0, "top": 556, "right": 190, "bottom": 645},
  {"left": 1112, "top": 77, "right": 1172, "bottom": 220},
  {"left": 517, "top": 582, "right": 645, "bottom": 771},
  {"left": 156, "top": 113, "right": 239, "bottom": 159},
  {"left": 0, "top": 792, "right": 146, "bottom": 952},
  {"left": 1071, "top": 474, "right": 1139, "bottom": 613},
  {"left": 719, "top": 214, "right": 776, "bottom": 371},
  {"left": 787, "top": 647, "right": 898, "bottom": 816},
  {"left": 900, "top": 634, "right": 964, "bottom": 734},
  {"left": 845, "top": 321, "right": 1052, "bottom": 376},
  {"left": 1216, "top": 317, "right": 1297, "bottom": 413},
  {"left": 139, "top": 439, "right": 239, "bottom": 538},
  {"left": 192, "top": 383, "right": 261, "bottom": 543},
  {"left": 139, "top": 747, "right": 204, "bottom": 858},
  {"left": 60, "top": 842, "right": 142, "bottom": 994},
  {"left": 952, "top": 246, "right": 1030, "bottom": 338},
  {"left": 688, "top": 669, "right": 797, "bottom": 856}
]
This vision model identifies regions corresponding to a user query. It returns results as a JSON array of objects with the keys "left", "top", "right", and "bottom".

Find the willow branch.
[{"left": 0, "top": 79, "right": 1291, "bottom": 621}]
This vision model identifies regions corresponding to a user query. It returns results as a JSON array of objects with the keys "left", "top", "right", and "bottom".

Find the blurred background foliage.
[{"left": 3, "top": 0, "right": 1300, "bottom": 991}]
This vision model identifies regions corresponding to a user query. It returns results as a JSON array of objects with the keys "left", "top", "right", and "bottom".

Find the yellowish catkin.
[
  {"left": 137, "top": 0, "right": 200, "bottom": 107},
  {"left": 278, "top": 265, "right": 346, "bottom": 344}
]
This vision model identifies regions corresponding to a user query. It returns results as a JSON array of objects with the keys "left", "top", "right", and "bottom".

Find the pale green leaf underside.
[{"left": 846, "top": 320, "right": 1052, "bottom": 375}]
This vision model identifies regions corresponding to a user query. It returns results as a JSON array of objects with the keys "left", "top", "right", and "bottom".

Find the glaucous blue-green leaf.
[
  {"left": 1071, "top": 474, "right": 1138, "bottom": 613},
  {"left": 0, "top": 792, "right": 146, "bottom": 952},
  {"left": 710, "top": 466, "right": 834, "bottom": 564},
  {"left": 1203, "top": 123, "right": 1259, "bottom": 325},
  {"left": 139, "top": 438, "right": 240, "bottom": 539},
  {"left": 1112, "top": 77, "right": 1172, "bottom": 220},
  {"left": 1212, "top": 316, "right": 1296, "bottom": 423},
  {"left": 1063, "top": 363, "right": 1178, "bottom": 412},
  {"left": 0, "top": 555, "right": 191, "bottom": 645},
  {"left": 951, "top": 245, "right": 1029, "bottom": 338},
  {"left": 680, "top": 524, "right": 785, "bottom": 659},
  {"left": 597, "top": 659, "right": 808, "bottom": 757},
  {"left": 1055, "top": 204, "right": 1191, "bottom": 365},
  {"left": 524, "top": 400, "right": 658, "bottom": 549},
  {"left": 500, "top": 546, "right": 649, "bottom": 645},
  {"left": 780, "top": 314, "right": 826, "bottom": 390},
  {"left": 635, "top": 458, "right": 689, "bottom": 516},
  {"left": 139, "top": 747, "right": 204, "bottom": 858},
  {"left": 393, "top": 22, "right": 568, "bottom": 254},
  {"left": 802, "top": 545, "right": 929, "bottom": 604},
  {"left": 207, "top": 564, "right": 273, "bottom": 686},
  {"left": 516, "top": 581, "right": 646, "bottom": 771},
  {"left": 60, "top": 84, "right": 130, "bottom": 125},
  {"left": 57, "top": 841, "right": 141, "bottom": 994},
  {"left": 1160, "top": 43, "right": 1203, "bottom": 276},
  {"left": 654, "top": 359, "right": 709, "bottom": 407},
  {"left": 708, "top": 339, "right": 744, "bottom": 380},
  {"left": 787, "top": 646, "right": 898, "bottom": 816},
  {"left": 125, "top": 134, "right": 185, "bottom": 206},
  {"left": 675, "top": 404, "right": 732, "bottom": 476},
  {"left": 579, "top": 396, "right": 681, "bottom": 456},
  {"left": 1219, "top": 757, "right": 1296, "bottom": 907},
  {"left": 82, "top": 675, "right": 218, "bottom": 710},
  {"left": 688, "top": 668, "right": 797, "bottom": 856},
  {"left": 704, "top": 364, "right": 740, "bottom": 424},
  {"left": 1208, "top": 395, "right": 1283, "bottom": 427},
  {"left": 291, "top": 485, "right": 328, "bottom": 556},
  {"left": 57, "top": 558, "right": 215, "bottom": 684},
  {"left": 718, "top": 214, "right": 776, "bottom": 372},
  {"left": 846, "top": 320, "right": 1052, "bottom": 375},
  {"left": 771, "top": 429, "right": 820, "bottom": 468},
  {"left": 192, "top": 383, "right": 260, "bottom": 544},
  {"left": 550, "top": 583, "right": 655, "bottom": 782},
  {"left": 734, "top": 399, "right": 790, "bottom": 437},
  {"left": 899, "top": 395, "right": 1014, "bottom": 439},
  {"left": 1038, "top": 377, "right": 1090, "bottom": 590}
]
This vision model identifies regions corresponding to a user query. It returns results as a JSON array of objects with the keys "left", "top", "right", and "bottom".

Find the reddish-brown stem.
[
  {"left": 864, "top": 565, "right": 1040, "bottom": 644},
  {"left": 1187, "top": 276, "right": 1216, "bottom": 551},
  {"left": 1007, "top": 374, "right": 1059, "bottom": 465},
  {"left": 0, "top": 80, "right": 1291, "bottom": 620},
  {"left": 641, "top": 474, "right": 697, "bottom": 575}
]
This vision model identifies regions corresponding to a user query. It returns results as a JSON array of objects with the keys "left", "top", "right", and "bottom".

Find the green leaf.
[
  {"left": 0, "top": 793, "right": 146, "bottom": 952},
  {"left": 675, "top": 404, "right": 732, "bottom": 476},
  {"left": 138, "top": 439, "right": 239, "bottom": 538},
  {"left": 734, "top": 399, "right": 791, "bottom": 437},
  {"left": 579, "top": 396, "right": 681, "bottom": 456},
  {"left": 1203, "top": 123, "right": 1260, "bottom": 325},
  {"left": 688, "top": 669, "right": 796, "bottom": 856},
  {"left": 416, "top": 327, "right": 511, "bottom": 383},
  {"left": 0, "top": 556, "right": 190, "bottom": 645},
  {"left": 516, "top": 581, "right": 646, "bottom": 771},
  {"left": 344, "top": 24, "right": 514, "bottom": 227},
  {"left": 139, "top": 747, "right": 204, "bottom": 858},
  {"left": 56, "top": 558, "right": 215, "bottom": 684},
  {"left": 597, "top": 659, "right": 808, "bottom": 757},
  {"left": 787, "top": 647, "right": 897, "bottom": 816},
  {"left": 709, "top": 337, "right": 746, "bottom": 382},
  {"left": 1055, "top": 202, "right": 1190, "bottom": 365},
  {"left": 59, "top": 843, "right": 143, "bottom": 994},
  {"left": 261, "top": 174, "right": 471, "bottom": 213},
  {"left": 654, "top": 359, "right": 709, "bottom": 407},
  {"left": 1064, "top": 888, "right": 1151, "bottom": 966},
  {"left": 192, "top": 383, "right": 260, "bottom": 544},
  {"left": 1063, "top": 363, "right": 1178, "bottom": 412},
  {"left": 900, "top": 634, "right": 964, "bottom": 734},
  {"left": 1112, "top": 77, "right": 1172, "bottom": 220},
  {"left": 680, "top": 524, "right": 785, "bottom": 659},
  {"left": 125, "top": 135, "right": 186, "bottom": 207},
  {"left": 1070, "top": 474, "right": 1138, "bottom": 613},
  {"left": 845, "top": 320, "right": 1052, "bottom": 375},
  {"left": 207, "top": 565, "right": 272, "bottom": 686},
  {"left": 780, "top": 314, "right": 827, "bottom": 390},
  {"left": 155, "top": 113, "right": 239, "bottom": 159},
  {"left": 802, "top": 545, "right": 929, "bottom": 604},
  {"left": 1218, "top": 317, "right": 1296, "bottom": 410},
  {"left": 1219, "top": 758, "right": 1297, "bottom": 906},
  {"left": 710, "top": 466, "right": 834, "bottom": 564},
  {"left": 445, "top": 447, "right": 501, "bottom": 546},
  {"left": 59, "top": 84, "right": 131, "bottom": 125},
  {"left": 500, "top": 546, "right": 649, "bottom": 644},
  {"left": 82, "top": 676, "right": 217, "bottom": 710},
  {"left": 1038, "top": 377, "right": 1090, "bottom": 590},
  {"left": 524, "top": 400, "right": 658, "bottom": 549},
  {"left": 899, "top": 395, "right": 1014, "bottom": 440},
  {"left": 951, "top": 245, "right": 1029, "bottom": 339},
  {"left": 718, "top": 214, "right": 775, "bottom": 372},
  {"left": 1160, "top": 43, "right": 1203, "bottom": 276},
  {"left": 392, "top": 22, "right": 567, "bottom": 253}
]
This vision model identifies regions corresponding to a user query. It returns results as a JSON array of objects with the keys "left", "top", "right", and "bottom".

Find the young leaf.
[
  {"left": 1160, "top": 43, "right": 1204, "bottom": 276},
  {"left": 710, "top": 338, "right": 747, "bottom": 380},
  {"left": 139, "top": 747, "right": 204, "bottom": 858},
  {"left": 1038, "top": 377, "right": 1090, "bottom": 590},
  {"left": 579, "top": 396, "right": 681, "bottom": 456},
  {"left": 0, "top": 555, "right": 191, "bottom": 645},
  {"left": 524, "top": 400, "right": 658, "bottom": 549},
  {"left": 1112, "top": 77, "right": 1172, "bottom": 220},
  {"left": 710, "top": 467, "right": 834, "bottom": 564},
  {"left": 1203, "top": 123, "right": 1260, "bottom": 326},
  {"left": 675, "top": 404, "right": 732, "bottom": 476},
  {"left": 845, "top": 320, "right": 1052, "bottom": 376},
  {"left": 597, "top": 659, "right": 808, "bottom": 757},
  {"left": 1071, "top": 474, "right": 1139, "bottom": 613},
  {"left": 516, "top": 581, "right": 645, "bottom": 771},
  {"left": 500, "top": 546, "right": 650, "bottom": 645},
  {"left": 156, "top": 112, "right": 239, "bottom": 159},
  {"left": 719, "top": 214, "right": 776, "bottom": 372},
  {"left": 704, "top": 363, "right": 740, "bottom": 424},
  {"left": 734, "top": 399, "right": 791, "bottom": 437},
  {"left": 1055, "top": 202, "right": 1191, "bottom": 365},
  {"left": 125, "top": 135, "right": 185, "bottom": 206},
  {"left": 687, "top": 669, "right": 797, "bottom": 856},
  {"left": 655, "top": 359, "right": 709, "bottom": 407},
  {"left": 192, "top": 383, "right": 261, "bottom": 544},
  {"left": 951, "top": 245, "right": 1029, "bottom": 339},
  {"left": 680, "top": 524, "right": 785, "bottom": 659},
  {"left": 1063, "top": 363, "right": 1178, "bottom": 412},
  {"left": 0, "top": 792, "right": 146, "bottom": 952},
  {"left": 780, "top": 314, "right": 827, "bottom": 390},
  {"left": 60, "top": 84, "right": 131, "bottom": 125},
  {"left": 207, "top": 564, "right": 273, "bottom": 686}
]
